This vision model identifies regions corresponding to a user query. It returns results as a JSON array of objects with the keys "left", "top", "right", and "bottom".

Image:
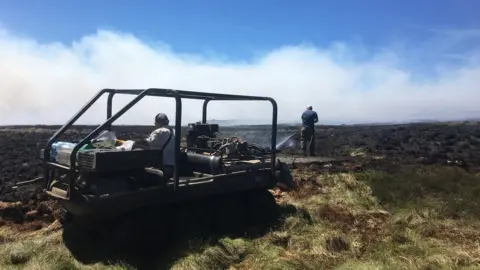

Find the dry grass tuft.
[{"left": 1, "top": 164, "right": 480, "bottom": 269}]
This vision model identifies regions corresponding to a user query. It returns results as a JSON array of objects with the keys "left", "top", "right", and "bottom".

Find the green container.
[{"left": 79, "top": 143, "right": 93, "bottom": 151}]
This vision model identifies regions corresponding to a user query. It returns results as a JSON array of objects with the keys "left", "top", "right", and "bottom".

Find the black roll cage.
[{"left": 43, "top": 88, "right": 278, "bottom": 193}]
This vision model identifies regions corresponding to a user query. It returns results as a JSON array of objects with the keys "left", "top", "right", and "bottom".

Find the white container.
[{"left": 51, "top": 142, "right": 77, "bottom": 165}]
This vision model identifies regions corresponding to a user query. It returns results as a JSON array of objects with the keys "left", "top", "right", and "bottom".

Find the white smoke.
[{"left": 0, "top": 27, "right": 479, "bottom": 125}]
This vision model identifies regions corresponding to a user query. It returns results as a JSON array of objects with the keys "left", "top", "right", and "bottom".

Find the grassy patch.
[
  {"left": 1, "top": 165, "right": 480, "bottom": 269},
  {"left": 358, "top": 165, "right": 480, "bottom": 218}
]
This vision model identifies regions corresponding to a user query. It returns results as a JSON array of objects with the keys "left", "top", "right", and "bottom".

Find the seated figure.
[{"left": 135, "top": 113, "right": 176, "bottom": 178}]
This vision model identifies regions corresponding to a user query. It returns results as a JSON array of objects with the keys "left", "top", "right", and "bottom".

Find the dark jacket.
[{"left": 301, "top": 110, "right": 318, "bottom": 129}]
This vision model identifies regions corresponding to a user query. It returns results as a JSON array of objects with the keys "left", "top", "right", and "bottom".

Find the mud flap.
[{"left": 275, "top": 159, "right": 296, "bottom": 191}]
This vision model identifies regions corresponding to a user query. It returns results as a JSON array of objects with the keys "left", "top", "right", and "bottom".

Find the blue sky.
[
  {"left": 0, "top": 0, "right": 479, "bottom": 124},
  {"left": 1, "top": 0, "right": 478, "bottom": 61}
]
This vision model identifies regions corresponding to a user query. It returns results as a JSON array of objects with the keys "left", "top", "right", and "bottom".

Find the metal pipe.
[
  {"left": 202, "top": 99, "right": 210, "bottom": 123},
  {"left": 106, "top": 92, "right": 115, "bottom": 131},
  {"left": 200, "top": 96, "right": 278, "bottom": 178},
  {"left": 44, "top": 89, "right": 111, "bottom": 162},
  {"left": 68, "top": 88, "right": 154, "bottom": 169},
  {"left": 117, "top": 88, "right": 272, "bottom": 101},
  {"left": 46, "top": 87, "right": 278, "bottom": 196},
  {"left": 43, "top": 88, "right": 112, "bottom": 189},
  {"left": 267, "top": 97, "right": 278, "bottom": 177},
  {"left": 67, "top": 88, "right": 182, "bottom": 191},
  {"left": 172, "top": 89, "right": 182, "bottom": 191}
]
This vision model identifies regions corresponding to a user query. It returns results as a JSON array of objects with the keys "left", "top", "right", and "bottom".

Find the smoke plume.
[{"left": 0, "top": 27, "right": 479, "bottom": 125}]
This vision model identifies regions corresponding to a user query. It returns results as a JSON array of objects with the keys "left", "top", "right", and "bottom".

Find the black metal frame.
[{"left": 43, "top": 88, "right": 278, "bottom": 196}]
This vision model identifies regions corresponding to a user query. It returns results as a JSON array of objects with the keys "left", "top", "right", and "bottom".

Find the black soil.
[
  {"left": 1, "top": 122, "right": 479, "bottom": 269},
  {"left": 1, "top": 122, "right": 480, "bottom": 229}
]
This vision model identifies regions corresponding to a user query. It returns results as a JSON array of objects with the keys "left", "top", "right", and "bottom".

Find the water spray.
[{"left": 275, "top": 130, "right": 300, "bottom": 151}]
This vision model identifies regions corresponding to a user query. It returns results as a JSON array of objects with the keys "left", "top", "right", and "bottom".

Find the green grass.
[{"left": 1, "top": 165, "right": 480, "bottom": 270}]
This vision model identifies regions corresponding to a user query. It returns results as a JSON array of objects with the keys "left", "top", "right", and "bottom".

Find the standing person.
[{"left": 301, "top": 105, "right": 318, "bottom": 156}]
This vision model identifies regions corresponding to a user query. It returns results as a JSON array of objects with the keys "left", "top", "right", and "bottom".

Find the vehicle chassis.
[{"left": 41, "top": 88, "right": 283, "bottom": 222}]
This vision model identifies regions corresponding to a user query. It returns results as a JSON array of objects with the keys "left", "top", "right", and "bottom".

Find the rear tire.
[
  {"left": 59, "top": 207, "right": 72, "bottom": 226},
  {"left": 212, "top": 192, "right": 247, "bottom": 236},
  {"left": 61, "top": 214, "right": 110, "bottom": 263},
  {"left": 244, "top": 189, "right": 280, "bottom": 235}
]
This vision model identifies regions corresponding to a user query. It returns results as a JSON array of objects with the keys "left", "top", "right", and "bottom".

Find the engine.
[
  {"left": 185, "top": 122, "right": 219, "bottom": 149},
  {"left": 184, "top": 122, "right": 269, "bottom": 159}
]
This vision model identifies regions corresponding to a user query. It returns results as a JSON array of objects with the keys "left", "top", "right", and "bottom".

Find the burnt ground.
[{"left": 0, "top": 122, "right": 479, "bottom": 232}]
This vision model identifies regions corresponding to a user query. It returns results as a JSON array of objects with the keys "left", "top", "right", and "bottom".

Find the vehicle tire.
[
  {"left": 212, "top": 192, "right": 247, "bottom": 236},
  {"left": 59, "top": 207, "right": 72, "bottom": 226},
  {"left": 61, "top": 217, "right": 108, "bottom": 263},
  {"left": 244, "top": 189, "right": 280, "bottom": 235}
]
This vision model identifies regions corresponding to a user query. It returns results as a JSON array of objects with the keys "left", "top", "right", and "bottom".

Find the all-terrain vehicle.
[{"left": 29, "top": 88, "right": 294, "bottom": 242}]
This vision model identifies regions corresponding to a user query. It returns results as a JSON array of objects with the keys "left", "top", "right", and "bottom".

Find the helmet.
[{"left": 155, "top": 113, "right": 170, "bottom": 126}]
